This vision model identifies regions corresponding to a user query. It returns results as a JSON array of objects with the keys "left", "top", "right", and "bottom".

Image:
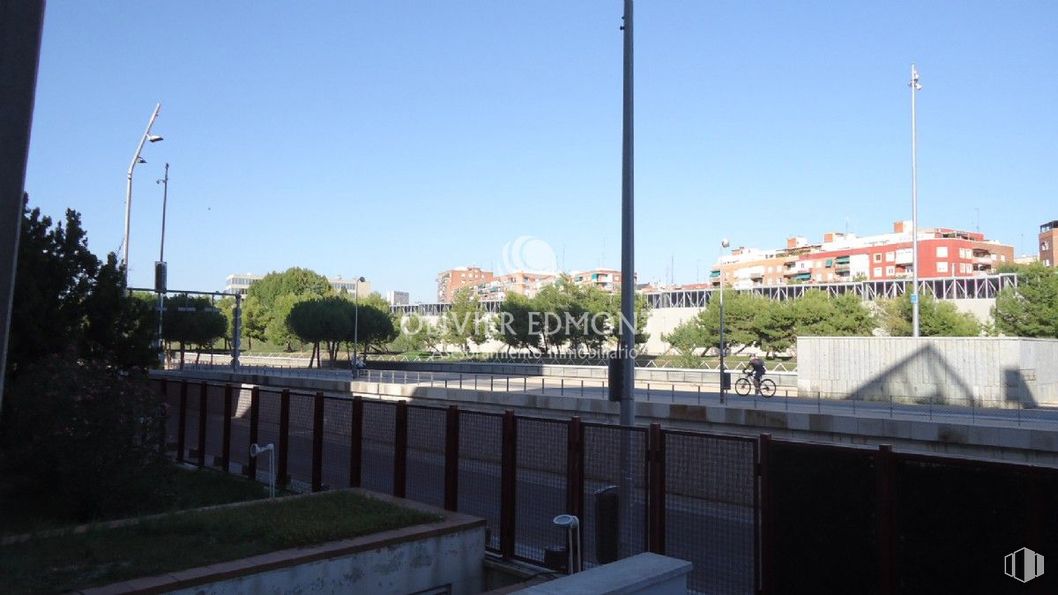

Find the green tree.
[
  {"left": 287, "top": 297, "right": 352, "bottom": 366},
  {"left": 662, "top": 317, "right": 706, "bottom": 367},
  {"left": 494, "top": 293, "right": 542, "bottom": 353},
  {"left": 391, "top": 313, "right": 438, "bottom": 353},
  {"left": 244, "top": 267, "right": 332, "bottom": 349},
  {"left": 993, "top": 263, "right": 1058, "bottom": 338},
  {"left": 696, "top": 290, "right": 761, "bottom": 354},
  {"left": 753, "top": 299, "right": 797, "bottom": 356},
  {"left": 791, "top": 290, "right": 875, "bottom": 337},
  {"left": 8, "top": 201, "right": 156, "bottom": 376},
  {"left": 441, "top": 287, "right": 487, "bottom": 353},
  {"left": 162, "top": 294, "right": 228, "bottom": 367},
  {"left": 881, "top": 292, "right": 980, "bottom": 337}
]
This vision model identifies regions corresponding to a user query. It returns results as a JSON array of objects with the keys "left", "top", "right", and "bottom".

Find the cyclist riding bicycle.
[{"left": 748, "top": 355, "right": 766, "bottom": 394}]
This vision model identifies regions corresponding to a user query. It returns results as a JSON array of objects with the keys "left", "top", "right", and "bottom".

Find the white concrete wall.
[
  {"left": 797, "top": 336, "right": 1058, "bottom": 406},
  {"left": 168, "top": 522, "right": 484, "bottom": 595}
]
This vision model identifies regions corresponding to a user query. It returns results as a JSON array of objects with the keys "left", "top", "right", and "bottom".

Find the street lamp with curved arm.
[{"left": 122, "top": 102, "right": 163, "bottom": 283}]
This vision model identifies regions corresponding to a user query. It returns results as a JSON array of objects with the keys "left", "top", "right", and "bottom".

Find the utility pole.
[
  {"left": 155, "top": 163, "right": 169, "bottom": 367},
  {"left": 909, "top": 64, "right": 922, "bottom": 338},
  {"left": 617, "top": 0, "right": 636, "bottom": 560}
]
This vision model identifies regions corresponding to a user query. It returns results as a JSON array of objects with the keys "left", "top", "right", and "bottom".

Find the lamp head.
[
  {"left": 147, "top": 134, "right": 164, "bottom": 143},
  {"left": 136, "top": 156, "right": 147, "bottom": 164},
  {"left": 721, "top": 238, "right": 730, "bottom": 248},
  {"left": 357, "top": 276, "right": 365, "bottom": 282},
  {"left": 552, "top": 514, "right": 579, "bottom": 529}
]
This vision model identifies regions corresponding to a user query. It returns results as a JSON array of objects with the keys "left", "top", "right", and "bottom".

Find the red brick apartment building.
[
  {"left": 1041, "top": 220, "right": 1058, "bottom": 267},
  {"left": 710, "top": 221, "right": 1014, "bottom": 288},
  {"left": 436, "top": 266, "right": 493, "bottom": 303}
]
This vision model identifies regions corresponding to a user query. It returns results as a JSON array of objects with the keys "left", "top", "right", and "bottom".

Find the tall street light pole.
[
  {"left": 616, "top": 0, "right": 636, "bottom": 560},
  {"left": 122, "top": 103, "right": 163, "bottom": 284},
  {"left": 719, "top": 239, "right": 730, "bottom": 402},
  {"left": 909, "top": 65, "right": 922, "bottom": 337},
  {"left": 155, "top": 163, "right": 169, "bottom": 367}
]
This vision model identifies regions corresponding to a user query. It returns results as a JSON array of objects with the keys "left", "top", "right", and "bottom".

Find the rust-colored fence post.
[
  {"left": 277, "top": 389, "right": 290, "bottom": 487},
  {"left": 247, "top": 387, "right": 260, "bottom": 480},
  {"left": 349, "top": 396, "right": 363, "bottom": 488},
  {"left": 647, "top": 423, "right": 666, "bottom": 554},
  {"left": 312, "top": 392, "right": 325, "bottom": 492},
  {"left": 877, "top": 444, "right": 895, "bottom": 595},
  {"left": 444, "top": 405, "right": 460, "bottom": 511},
  {"left": 500, "top": 409, "right": 518, "bottom": 559},
  {"left": 222, "top": 384, "right": 233, "bottom": 473},
  {"left": 197, "top": 381, "right": 208, "bottom": 467},
  {"left": 176, "top": 380, "right": 188, "bottom": 463},
  {"left": 393, "top": 401, "right": 408, "bottom": 498},
  {"left": 566, "top": 416, "right": 584, "bottom": 521},
  {"left": 759, "top": 433, "right": 773, "bottom": 595}
]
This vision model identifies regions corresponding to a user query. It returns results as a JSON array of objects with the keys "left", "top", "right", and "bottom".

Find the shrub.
[{"left": 2, "top": 356, "right": 169, "bottom": 521}]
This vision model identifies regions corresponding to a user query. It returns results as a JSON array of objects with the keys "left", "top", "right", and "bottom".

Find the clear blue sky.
[{"left": 24, "top": 1, "right": 1058, "bottom": 302}]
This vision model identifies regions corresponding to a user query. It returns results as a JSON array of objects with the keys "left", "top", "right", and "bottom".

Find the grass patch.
[
  {"left": 0, "top": 491, "right": 440, "bottom": 593},
  {"left": 0, "top": 466, "right": 268, "bottom": 537}
]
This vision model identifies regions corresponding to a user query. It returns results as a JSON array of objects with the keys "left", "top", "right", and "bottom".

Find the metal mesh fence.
[
  {"left": 581, "top": 424, "right": 647, "bottom": 569},
  {"left": 664, "top": 431, "right": 756, "bottom": 595},
  {"left": 254, "top": 389, "right": 283, "bottom": 484},
  {"left": 285, "top": 392, "right": 316, "bottom": 487},
  {"left": 766, "top": 441, "right": 878, "bottom": 593},
  {"left": 321, "top": 397, "right": 352, "bottom": 489},
  {"left": 361, "top": 399, "right": 396, "bottom": 495},
  {"left": 458, "top": 410, "right": 503, "bottom": 552},
  {"left": 513, "top": 417, "right": 569, "bottom": 564},
  {"left": 228, "top": 385, "right": 253, "bottom": 474},
  {"left": 893, "top": 456, "right": 1058, "bottom": 593},
  {"left": 405, "top": 405, "right": 447, "bottom": 509},
  {"left": 200, "top": 383, "right": 227, "bottom": 468},
  {"left": 160, "top": 380, "right": 181, "bottom": 451}
]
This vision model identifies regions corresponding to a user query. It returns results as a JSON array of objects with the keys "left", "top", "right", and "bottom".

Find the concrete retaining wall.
[
  {"left": 798, "top": 337, "right": 1058, "bottom": 407},
  {"left": 368, "top": 360, "right": 798, "bottom": 388}
]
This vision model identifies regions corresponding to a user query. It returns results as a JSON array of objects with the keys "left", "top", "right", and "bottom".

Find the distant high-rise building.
[
  {"left": 1040, "top": 220, "right": 1058, "bottom": 267},
  {"left": 437, "top": 266, "right": 493, "bottom": 303},
  {"left": 387, "top": 290, "right": 410, "bottom": 306}
]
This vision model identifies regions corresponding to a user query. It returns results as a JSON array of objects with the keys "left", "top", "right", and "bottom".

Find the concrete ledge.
[
  {"left": 82, "top": 489, "right": 485, "bottom": 595},
  {"left": 515, "top": 553, "right": 691, "bottom": 594}
]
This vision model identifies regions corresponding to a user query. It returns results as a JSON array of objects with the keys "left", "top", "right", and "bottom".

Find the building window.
[
  {"left": 936, "top": 246, "right": 948, "bottom": 258},
  {"left": 873, "top": 253, "right": 882, "bottom": 263},
  {"left": 886, "top": 251, "right": 895, "bottom": 262},
  {"left": 886, "top": 266, "right": 896, "bottom": 275},
  {"left": 873, "top": 267, "right": 883, "bottom": 277},
  {"left": 1042, "top": 241, "right": 1050, "bottom": 251},
  {"left": 937, "top": 262, "right": 948, "bottom": 273}
]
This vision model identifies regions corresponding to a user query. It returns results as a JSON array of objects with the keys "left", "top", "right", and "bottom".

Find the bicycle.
[{"left": 734, "top": 368, "right": 776, "bottom": 398}]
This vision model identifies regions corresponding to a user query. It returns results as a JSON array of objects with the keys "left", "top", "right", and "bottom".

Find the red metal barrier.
[
  {"left": 877, "top": 444, "right": 895, "bottom": 595},
  {"left": 247, "top": 387, "right": 260, "bottom": 480},
  {"left": 444, "top": 405, "right": 460, "bottom": 511},
  {"left": 349, "top": 396, "right": 363, "bottom": 488},
  {"left": 394, "top": 400, "right": 408, "bottom": 498},
  {"left": 566, "top": 416, "right": 584, "bottom": 521},
  {"left": 222, "top": 384, "right": 233, "bottom": 473},
  {"left": 197, "top": 381, "right": 208, "bottom": 467},
  {"left": 277, "top": 389, "right": 290, "bottom": 487},
  {"left": 176, "top": 380, "right": 187, "bottom": 463},
  {"left": 312, "top": 392, "right": 324, "bottom": 492},
  {"left": 500, "top": 409, "right": 517, "bottom": 559},
  {"left": 647, "top": 422, "right": 666, "bottom": 555}
]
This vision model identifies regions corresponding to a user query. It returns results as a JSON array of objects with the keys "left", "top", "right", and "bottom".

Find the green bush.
[{"left": 2, "top": 356, "right": 169, "bottom": 521}]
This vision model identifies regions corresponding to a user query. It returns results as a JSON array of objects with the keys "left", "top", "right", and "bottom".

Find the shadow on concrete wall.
[
  {"left": 843, "top": 343, "right": 978, "bottom": 406},
  {"left": 1003, "top": 367, "right": 1038, "bottom": 408}
]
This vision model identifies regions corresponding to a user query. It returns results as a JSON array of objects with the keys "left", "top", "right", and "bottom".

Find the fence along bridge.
[{"left": 392, "top": 274, "right": 1017, "bottom": 315}]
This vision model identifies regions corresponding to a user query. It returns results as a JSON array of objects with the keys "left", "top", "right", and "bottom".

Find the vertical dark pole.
[
  {"left": 647, "top": 423, "right": 665, "bottom": 554},
  {"left": 877, "top": 444, "right": 894, "bottom": 595},
  {"left": 444, "top": 405, "right": 460, "bottom": 511},
  {"left": 500, "top": 409, "right": 518, "bottom": 559},
  {"left": 566, "top": 416, "right": 584, "bottom": 521},
  {"left": 0, "top": 0, "right": 46, "bottom": 416},
  {"left": 197, "top": 381, "right": 208, "bottom": 467},
  {"left": 759, "top": 433, "right": 773, "bottom": 594},
  {"left": 277, "top": 389, "right": 290, "bottom": 487},
  {"left": 393, "top": 401, "right": 408, "bottom": 498},
  {"left": 158, "top": 378, "right": 169, "bottom": 453},
  {"left": 176, "top": 380, "right": 188, "bottom": 463},
  {"left": 247, "top": 387, "right": 259, "bottom": 479},
  {"left": 753, "top": 437, "right": 761, "bottom": 595},
  {"left": 312, "top": 392, "right": 325, "bottom": 492},
  {"left": 221, "top": 384, "right": 233, "bottom": 473},
  {"left": 349, "top": 396, "right": 363, "bottom": 488}
]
